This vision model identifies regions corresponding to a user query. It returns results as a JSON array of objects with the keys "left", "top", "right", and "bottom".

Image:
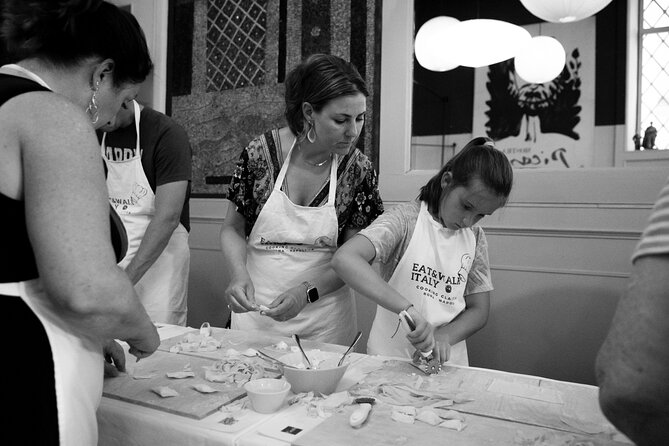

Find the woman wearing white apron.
[
  {"left": 232, "top": 140, "right": 355, "bottom": 343},
  {"left": 0, "top": 3, "right": 160, "bottom": 444},
  {"left": 101, "top": 100, "right": 191, "bottom": 326},
  {"left": 221, "top": 55, "right": 384, "bottom": 345},
  {"left": 333, "top": 137, "right": 513, "bottom": 366}
]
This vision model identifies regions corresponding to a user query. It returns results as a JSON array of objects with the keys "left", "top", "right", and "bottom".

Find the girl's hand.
[
  {"left": 412, "top": 341, "right": 450, "bottom": 366},
  {"left": 263, "top": 285, "right": 308, "bottom": 322},
  {"left": 225, "top": 274, "right": 257, "bottom": 313},
  {"left": 405, "top": 308, "right": 436, "bottom": 354},
  {"left": 433, "top": 333, "right": 452, "bottom": 365}
]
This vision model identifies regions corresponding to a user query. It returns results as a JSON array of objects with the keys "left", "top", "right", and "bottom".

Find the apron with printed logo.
[
  {"left": 101, "top": 101, "right": 189, "bottom": 325},
  {"left": 367, "top": 201, "right": 475, "bottom": 366},
  {"left": 0, "top": 64, "right": 103, "bottom": 445},
  {"left": 231, "top": 138, "right": 356, "bottom": 345}
]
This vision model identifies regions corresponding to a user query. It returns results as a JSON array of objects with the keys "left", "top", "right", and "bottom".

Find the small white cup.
[{"left": 244, "top": 378, "right": 291, "bottom": 414}]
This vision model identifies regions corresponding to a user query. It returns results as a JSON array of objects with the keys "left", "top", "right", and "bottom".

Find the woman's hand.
[
  {"left": 262, "top": 285, "right": 308, "bottom": 322},
  {"left": 225, "top": 274, "right": 257, "bottom": 313},
  {"left": 127, "top": 323, "right": 160, "bottom": 362},
  {"left": 103, "top": 339, "right": 126, "bottom": 377}
]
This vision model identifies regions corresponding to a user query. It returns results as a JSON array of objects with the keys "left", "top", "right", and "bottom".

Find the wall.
[
  {"left": 466, "top": 168, "right": 668, "bottom": 385},
  {"left": 168, "top": 0, "right": 382, "bottom": 197}
]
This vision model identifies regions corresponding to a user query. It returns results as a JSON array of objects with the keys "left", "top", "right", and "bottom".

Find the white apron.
[
  {"left": 101, "top": 101, "right": 189, "bottom": 326},
  {"left": 1, "top": 281, "right": 103, "bottom": 446},
  {"left": 367, "top": 201, "right": 476, "bottom": 366},
  {"left": 231, "top": 139, "right": 356, "bottom": 345},
  {"left": 0, "top": 65, "right": 102, "bottom": 444}
]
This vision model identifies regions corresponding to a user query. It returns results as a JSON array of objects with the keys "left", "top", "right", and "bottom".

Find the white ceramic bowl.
[
  {"left": 244, "top": 378, "right": 291, "bottom": 414},
  {"left": 279, "top": 350, "right": 349, "bottom": 395}
]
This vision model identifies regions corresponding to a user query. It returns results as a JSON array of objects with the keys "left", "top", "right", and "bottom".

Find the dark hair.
[
  {"left": 1, "top": 0, "right": 152, "bottom": 86},
  {"left": 419, "top": 136, "right": 513, "bottom": 214},
  {"left": 284, "top": 53, "right": 368, "bottom": 136}
]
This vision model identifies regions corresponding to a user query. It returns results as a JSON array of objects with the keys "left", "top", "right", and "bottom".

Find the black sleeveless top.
[{"left": 0, "top": 74, "right": 127, "bottom": 283}]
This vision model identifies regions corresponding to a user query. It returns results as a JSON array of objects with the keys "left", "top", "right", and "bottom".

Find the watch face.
[{"left": 307, "top": 286, "right": 319, "bottom": 303}]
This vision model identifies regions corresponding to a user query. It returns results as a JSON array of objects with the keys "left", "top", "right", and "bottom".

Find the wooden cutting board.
[{"left": 103, "top": 350, "right": 248, "bottom": 420}]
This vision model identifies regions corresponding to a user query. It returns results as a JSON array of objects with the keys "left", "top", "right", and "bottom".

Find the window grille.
[{"left": 638, "top": 0, "right": 669, "bottom": 150}]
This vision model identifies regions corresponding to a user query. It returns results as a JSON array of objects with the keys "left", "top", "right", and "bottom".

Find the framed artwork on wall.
[{"left": 472, "top": 18, "right": 597, "bottom": 169}]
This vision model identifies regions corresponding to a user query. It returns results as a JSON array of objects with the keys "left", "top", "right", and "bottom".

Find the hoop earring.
[
  {"left": 306, "top": 121, "right": 316, "bottom": 143},
  {"left": 86, "top": 80, "right": 100, "bottom": 125}
]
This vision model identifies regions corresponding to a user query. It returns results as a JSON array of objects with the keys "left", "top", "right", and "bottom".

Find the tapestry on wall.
[
  {"left": 169, "top": 0, "right": 380, "bottom": 197},
  {"left": 472, "top": 18, "right": 596, "bottom": 169}
]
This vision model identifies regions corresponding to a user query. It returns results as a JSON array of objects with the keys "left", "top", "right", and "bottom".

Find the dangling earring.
[
  {"left": 306, "top": 121, "right": 316, "bottom": 143},
  {"left": 86, "top": 80, "right": 100, "bottom": 125}
]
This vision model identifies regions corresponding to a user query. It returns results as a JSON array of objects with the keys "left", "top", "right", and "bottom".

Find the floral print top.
[{"left": 227, "top": 129, "right": 384, "bottom": 242}]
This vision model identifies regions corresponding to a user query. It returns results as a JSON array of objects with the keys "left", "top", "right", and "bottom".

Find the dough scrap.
[{"left": 152, "top": 386, "right": 179, "bottom": 398}]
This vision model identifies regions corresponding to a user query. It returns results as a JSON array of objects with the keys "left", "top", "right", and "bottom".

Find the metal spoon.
[
  {"left": 292, "top": 334, "right": 312, "bottom": 369},
  {"left": 255, "top": 350, "right": 298, "bottom": 369},
  {"left": 338, "top": 331, "right": 362, "bottom": 367}
]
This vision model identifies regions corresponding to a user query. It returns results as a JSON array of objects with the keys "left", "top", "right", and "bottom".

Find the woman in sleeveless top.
[{"left": 0, "top": 1, "right": 159, "bottom": 444}]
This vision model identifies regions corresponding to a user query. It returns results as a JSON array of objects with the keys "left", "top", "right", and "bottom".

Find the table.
[{"left": 98, "top": 325, "right": 632, "bottom": 446}]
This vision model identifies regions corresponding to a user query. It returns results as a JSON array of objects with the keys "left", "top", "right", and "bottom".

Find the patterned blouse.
[{"left": 228, "top": 129, "right": 384, "bottom": 242}]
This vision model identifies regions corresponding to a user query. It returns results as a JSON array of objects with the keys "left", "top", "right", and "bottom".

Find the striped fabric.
[{"left": 632, "top": 177, "right": 669, "bottom": 262}]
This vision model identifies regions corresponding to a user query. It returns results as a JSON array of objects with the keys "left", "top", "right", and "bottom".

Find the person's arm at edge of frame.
[
  {"left": 219, "top": 204, "right": 257, "bottom": 312},
  {"left": 123, "top": 180, "right": 188, "bottom": 284},
  {"left": 595, "top": 253, "right": 669, "bottom": 445},
  {"left": 331, "top": 233, "right": 435, "bottom": 354},
  {"left": 19, "top": 92, "right": 158, "bottom": 357}
]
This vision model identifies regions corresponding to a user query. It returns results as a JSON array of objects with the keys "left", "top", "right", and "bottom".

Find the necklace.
[{"left": 299, "top": 143, "right": 331, "bottom": 167}]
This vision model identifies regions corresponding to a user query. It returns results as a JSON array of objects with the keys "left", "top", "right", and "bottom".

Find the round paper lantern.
[
  {"left": 519, "top": 0, "right": 613, "bottom": 23},
  {"left": 514, "top": 36, "right": 566, "bottom": 83},
  {"left": 414, "top": 16, "right": 461, "bottom": 72},
  {"left": 456, "top": 19, "right": 532, "bottom": 68}
]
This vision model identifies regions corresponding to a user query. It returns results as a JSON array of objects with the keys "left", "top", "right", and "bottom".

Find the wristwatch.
[{"left": 302, "top": 281, "right": 319, "bottom": 303}]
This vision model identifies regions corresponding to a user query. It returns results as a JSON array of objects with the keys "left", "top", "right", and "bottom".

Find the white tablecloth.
[{"left": 97, "top": 325, "right": 632, "bottom": 446}]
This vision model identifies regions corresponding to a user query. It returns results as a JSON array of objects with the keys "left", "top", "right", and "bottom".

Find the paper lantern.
[
  {"left": 514, "top": 36, "right": 566, "bottom": 83},
  {"left": 519, "top": 0, "right": 613, "bottom": 23},
  {"left": 414, "top": 16, "right": 461, "bottom": 72},
  {"left": 456, "top": 19, "right": 532, "bottom": 68}
]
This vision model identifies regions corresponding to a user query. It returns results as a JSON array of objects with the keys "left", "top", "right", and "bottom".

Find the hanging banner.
[{"left": 472, "top": 18, "right": 596, "bottom": 169}]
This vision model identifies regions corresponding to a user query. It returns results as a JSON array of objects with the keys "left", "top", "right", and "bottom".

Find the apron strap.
[
  {"left": 0, "top": 64, "right": 51, "bottom": 89},
  {"left": 0, "top": 282, "right": 20, "bottom": 296},
  {"left": 327, "top": 153, "right": 338, "bottom": 204},
  {"left": 274, "top": 137, "right": 296, "bottom": 190}
]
